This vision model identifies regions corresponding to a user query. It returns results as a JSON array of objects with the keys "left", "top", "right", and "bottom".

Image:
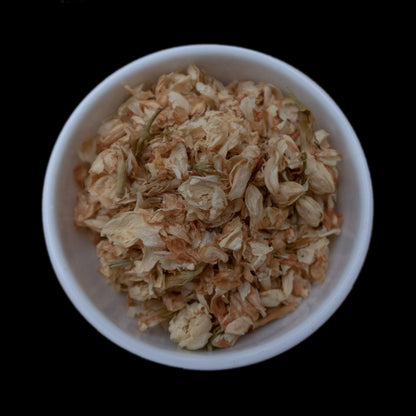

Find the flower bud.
[
  {"left": 273, "top": 181, "right": 305, "bottom": 207},
  {"left": 295, "top": 195, "right": 324, "bottom": 227}
]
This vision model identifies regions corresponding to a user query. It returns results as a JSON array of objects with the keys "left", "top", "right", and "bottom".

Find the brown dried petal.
[
  {"left": 199, "top": 245, "right": 229, "bottom": 264},
  {"left": 252, "top": 296, "right": 301, "bottom": 330},
  {"left": 77, "top": 135, "right": 97, "bottom": 164}
]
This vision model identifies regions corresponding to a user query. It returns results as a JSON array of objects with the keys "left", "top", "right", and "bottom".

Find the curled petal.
[
  {"left": 228, "top": 159, "right": 252, "bottom": 200},
  {"left": 264, "top": 151, "right": 280, "bottom": 196}
]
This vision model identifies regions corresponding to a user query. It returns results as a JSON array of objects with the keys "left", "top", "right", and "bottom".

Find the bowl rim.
[{"left": 42, "top": 44, "right": 374, "bottom": 370}]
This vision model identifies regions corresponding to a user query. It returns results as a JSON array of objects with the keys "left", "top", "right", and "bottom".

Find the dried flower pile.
[{"left": 74, "top": 65, "right": 342, "bottom": 349}]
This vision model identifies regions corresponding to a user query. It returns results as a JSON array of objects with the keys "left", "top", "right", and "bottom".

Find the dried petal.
[
  {"left": 165, "top": 142, "right": 189, "bottom": 180},
  {"left": 296, "top": 195, "right": 324, "bottom": 227},
  {"left": 178, "top": 175, "right": 228, "bottom": 221},
  {"left": 273, "top": 181, "right": 305, "bottom": 207},
  {"left": 225, "top": 316, "right": 253, "bottom": 336},
  {"left": 228, "top": 158, "right": 252, "bottom": 200},
  {"left": 77, "top": 135, "right": 97, "bottom": 163},
  {"left": 259, "top": 289, "right": 286, "bottom": 307},
  {"left": 101, "top": 211, "right": 164, "bottom": 248},
  {"left": 297, "top": 238, "right": 329, "bottom": 265},
  {"left": 306, "top": 155, "right": 336, "bottom": 194},
  {"left": 218, "top": 217, "right": 243, "bottom": 251},
  {"left": 199, "top": 244, "right": 229, "bottom": 264},
  {"left": 278, "top": 97, "right": 299, "bottom": 122},
  {"left": 244, "top": 184, "right": 263, "bottom": 230},
  {"left": 129, "top": 282, "right": 156, "bottom": 302},
  {"left": 264, "top": 151, "right": 280, "bottom": 196},
  {"left": 209, "top": 331, "right": 239, "bottom": 349}
]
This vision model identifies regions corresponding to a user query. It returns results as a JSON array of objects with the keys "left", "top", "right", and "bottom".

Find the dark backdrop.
[{"left": 15, "top": 0, "right": 401, "bottom": 406}]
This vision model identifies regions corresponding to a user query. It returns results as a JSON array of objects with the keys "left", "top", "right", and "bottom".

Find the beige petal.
[
  {"left": 264, "top": 151, "right": 280, "bottom": 196},
  {"left": 77, "top": 135, "right": 97, "bottom": 164},
  {"left": 306, "top": 156, "right": 336, "bottom": 194},
  {"left": 168, "top": 91, "right": 190, "bottom": 113},
  {"left": 244, "top": 184, "right": 263, "bottom": 229},
  {"left": 259, "top": 289, "right": 286, "bottom": 307},
  {"left": 296, "top": 195, "right": 324, "bottom": 227},
  {"left": 249, "top": 240, "right": 273, "bottom": 257},
  {"left": 228, "top": 159, "right": 252, "bottom": 200},
  {"left": 219, "top": 217, "right": 243, "bottom": 251},
  {"left": 101, "top": 211, "right": 164, "bottom": 248},
  {"left": 134, "top": 246, "right": 165, "bottom": 276},
  {"left": 166, "top": 142, "right": 189, "bottom": 180},
  {"left": 225, "top": 316, "right": 253, "bottom": 336},
  {"left": 240, "top": 96, "right": 256, "bottom": 121},
  {"left": 297, "top": 237, "right": 329, "bottom": 265},
  {"left": 273, "top": 181, "right": 305, "bottom": 207}
]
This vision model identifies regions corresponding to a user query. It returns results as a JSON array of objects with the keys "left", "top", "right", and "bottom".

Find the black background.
[{"left": 12, "top": 0, "right": 404, "bottom": 406}]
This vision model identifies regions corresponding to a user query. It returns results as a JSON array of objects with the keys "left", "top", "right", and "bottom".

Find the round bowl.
[{"left": 42, "top": 44, "right": 373, "bottom": 370}]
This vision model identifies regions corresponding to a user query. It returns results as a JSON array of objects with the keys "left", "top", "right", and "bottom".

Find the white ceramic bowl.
[{"left": 42, "top": 44, "right": 373, "bottom": 370}]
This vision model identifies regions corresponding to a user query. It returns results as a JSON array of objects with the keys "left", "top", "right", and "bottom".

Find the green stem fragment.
[
  {"left": 190, "top": 162, "right": 216, "bottom": 176},
  {"left": 131, "top": 107, "right": 163, "bottom": 157},
  {"left": 165, "top": 265, "right": 205, "bottom": 289},
  {"left": 115, "top": 157, "right": 126, "bottom": 198},
  {"left": 287, "top": 90, "right": 315, "bottom": 149},
  {"left": 206, "top": 325, "right": 224, "bottom": 351},
  {"left": 109, "top": 259, "right": 133, "bottom": 268}
]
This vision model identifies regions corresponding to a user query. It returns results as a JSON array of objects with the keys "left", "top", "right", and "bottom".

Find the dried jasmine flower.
[{"left": 74, "top": 65, "right": 342, "bottom": 350}]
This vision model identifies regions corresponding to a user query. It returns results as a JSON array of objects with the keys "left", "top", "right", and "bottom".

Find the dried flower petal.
[
  {"left": 218, "top": 217, "right": 243, "bottom": 251},
  {"left": 273, "top": 181, "right": 305, "bottom": 207},
  {"left": 296, "top": 195, "right": 324, "bottom": 227},
  {"left": 77, "top": 135, "right": 97, "bottom": 164},
  {"left": 244, "top": 184, "right": 263, "bottom": 230},
  {"left": 101, "top": 211, "right": 164, "bottom": 248},
  {"left": 199, "top": 245, "right": 229, "bottom": 264},
  {"left": 228, "top": 159, "right": 252, "bottom": 200},
  {"left": 260, "top": 289, "right": 286, "bottom": 307},
  {"left": 225, "top": 316, "right": 253, "bottom": 336},
  {"left": 264, "top": 151, "right": 280, "bottom": 196},
  {"left": 306, "top": 155, "right": 336, "bottom": 194}
]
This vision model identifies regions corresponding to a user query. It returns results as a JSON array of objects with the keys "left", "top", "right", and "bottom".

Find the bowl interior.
[{"left": 43, "top": 45, "right": 373, "bottom": 370}]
